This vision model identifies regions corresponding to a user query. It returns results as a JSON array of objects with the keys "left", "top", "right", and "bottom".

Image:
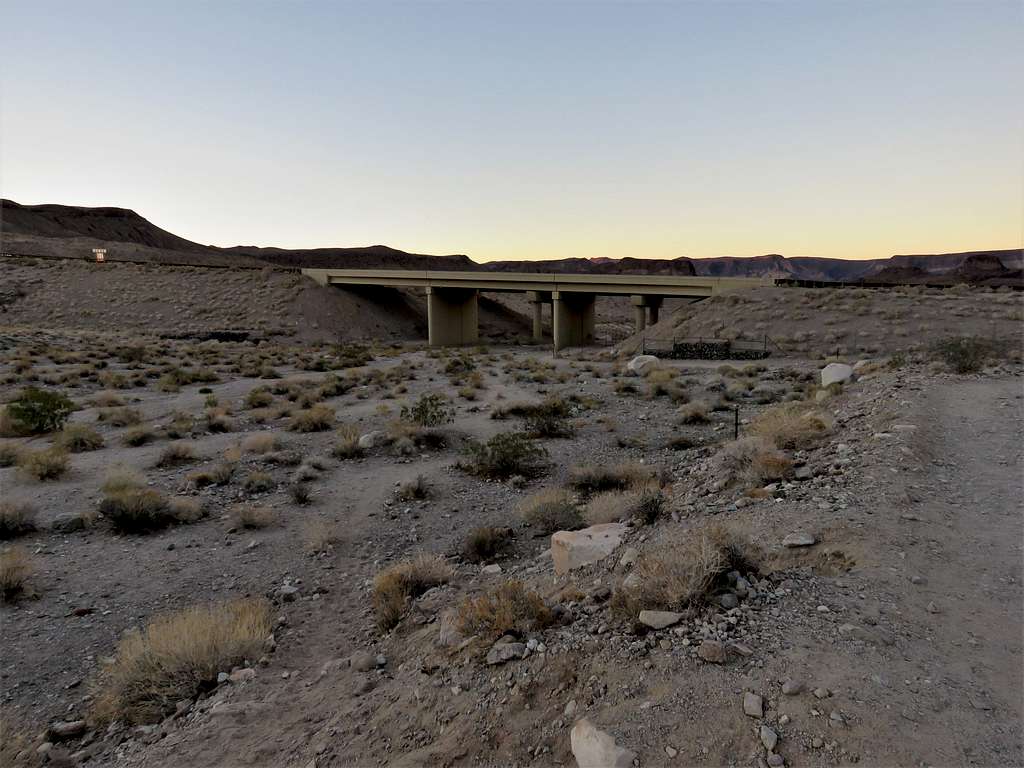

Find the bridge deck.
[{"left": 301, "top": 268, "right": 772, "bottom": 297}]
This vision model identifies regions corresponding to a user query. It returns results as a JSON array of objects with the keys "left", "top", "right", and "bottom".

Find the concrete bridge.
[{"left": 302, "top": 268, "right": 772, "bottom": 349}]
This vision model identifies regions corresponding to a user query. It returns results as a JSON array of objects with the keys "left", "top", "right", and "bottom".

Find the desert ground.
[{"left": 1, "top": 260, "right": 1022, "bottom": 768}]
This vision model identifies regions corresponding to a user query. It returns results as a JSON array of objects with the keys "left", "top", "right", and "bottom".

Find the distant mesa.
[{"left": 1, "top": 199, "right": 1020, "bottom": 286}]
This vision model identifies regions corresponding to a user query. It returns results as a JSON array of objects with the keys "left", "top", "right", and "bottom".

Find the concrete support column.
[
  {"left": 631, "top": 295, "right": 648, "bottom": 334},
  {"left": 525, "top": 290, "right": 551, "bottom": 343},
  {"left": 425, "top": 287, "right": 478, "bottom": 346},
  {"left": 647, "top": 296, "right": 663, "bottom": 326},
  {"left": 552, "top": 291, "right": 596, "bottom": 351}
]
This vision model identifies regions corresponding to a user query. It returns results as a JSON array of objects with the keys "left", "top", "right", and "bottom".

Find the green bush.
[
  {"left": 4, "top": 387, "right": 74, "bottom": 435},
  {"left": 929, "top": 337, "right": 1006, "bottom": 374},
  {"left": 400, "top": 393, "right": 454, "bottom": 428},
  {"left": 461, "top": 432, "right": 548, "bottom": 480}
]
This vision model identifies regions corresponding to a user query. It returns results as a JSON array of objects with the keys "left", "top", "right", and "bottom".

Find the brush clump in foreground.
[{"left": 90, "top": 598, "right": 271, "bottom": 725}]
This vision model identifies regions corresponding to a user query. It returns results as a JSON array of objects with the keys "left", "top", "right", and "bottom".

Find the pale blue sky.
[{"left": 1, "top": 0, "right": 1021, "bottom": 260}]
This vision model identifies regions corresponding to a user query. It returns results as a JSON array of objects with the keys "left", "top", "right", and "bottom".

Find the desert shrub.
[
  {"left": 204, "top": 409, "right": 235, "bottom": 434},
  {"left": 0, "top": 442, "right": 23, "bottom": 467},
  {"left": 610, "top": 524, "right": 762, "bottom": 622},
  {"left": 90, "top": 598, "right": 270, "bottom": 725},
  {"left": 122, "top": 426, "right": 155, "bottom": 447},
  {"left": 241, "top": 433, "right": 279, "bottom": 454},
  {"left": 1, "top": 387, "right": 74, "bottom": 436},
  {"left": 397, "top": 474, "right": 430, "bottom": 501},
  {"left": 523, "top": 404, "right": 575, "bottom": 438},
  {"left": 373, "top": 555, "right": 452, "bottom": 631},
  {"left": 455, "top": 581, "right": 554, "bottom": 639},
  {"left": 679, "top": 401, "right": 712, "bottom": 424},
  {"left": 584, "top": 486, "right": 663, "bottom": 525},
  {"left": 164, "top": 413, "right": 195, "bottom": 439},
  {"left": 0, "top": 501, "right": 37, "bottom": 539},
  {"left": 568, "top": 462, "right": 654, "bottom": 496},
  {"left": 715, "top": 436, "right": 792, "bottom": 488},
  {"left": 289, "top": 482, "right": 312, "bottom": 505},
  {"left": 101, "top": 466, "right": 145, "bottom": 494},
  {"left": 667, "top": 435, "right": 697, "bottom": 451},
  {"left": 243, "top": 471, "right": 275, "bottom": 493},
  {"left": 167, "top": 497, "right": 204, "bottom": 523},
  {"left": 461, "top": 432, "right": 548, "bottom": 480},
  {"left": 0, "top": 547, "right": 33, "bottom": 602},
  {"left": 400, "top": 393, "right": 454, "bottom": 428},
  {"left": 188, "top": 461, "right": 236, "bottom": 488},
  {"left": 56, "top": 424, "right": 104, "bottom": 452},
  {"left": 748, "top": 402, "right": 831, "bottom": 450},
  {"left": 929, "top": 336, "right": 1007, "bottom": 373},
  {"left": 231, "top": 505, "right": 276, "bottom": 529},
  {"left": 244, "top": 388, "right": 274, "bottom": 409},
  {"left": 289, "top": 404, "right": 335, "bottom": 433},
  {"left": 519, "top": 488, "right": 583, "bottom": 534},
  {"left": 100, "top": 489, "right": 177, "bottom": 532},
  {"left": 155, "top": 442, "right": 197, "bottom": 467},
  {"left": 18, "top": 448, "right": 69, "bottom": 481},
  {"left": 97, "top": 407, "right": 142, "bottom": 427},
  {"left": 332, "top": 424, "right": 363, "bottom": 460},
  {"left": 462, "top": 526, "right": 513, "bottom": 563}
]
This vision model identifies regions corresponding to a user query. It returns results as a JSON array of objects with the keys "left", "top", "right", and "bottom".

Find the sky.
[{"left": 1, "top": 1, "right": 1021, "bottom": 262}]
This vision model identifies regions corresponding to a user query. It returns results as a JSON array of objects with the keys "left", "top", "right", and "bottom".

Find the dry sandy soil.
[{"left": 0, "top": 266, "right": 1022, "bottom": 768}]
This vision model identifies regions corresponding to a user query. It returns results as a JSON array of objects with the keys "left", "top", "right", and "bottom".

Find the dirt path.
[{"left": 887, "top": 377, "right": 1023, "bottom": 766}]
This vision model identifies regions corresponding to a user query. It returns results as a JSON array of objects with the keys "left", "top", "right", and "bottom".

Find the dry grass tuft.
[
  {"left": 455, "top": 580, "right": 554, "bottom": 640},
  {"left": 243, "top": 471, "right": 275, "bottom": 493},
  {"left": 90, "top": 598, "right": 271, "bottom": 725},
  {"left": 332, "top": 423, "right": 363, "bottom": 460},
  {"left": 748, "top": 402, "right": 832, "bottom": 450},
  {"left": 241, "top": 433, "right": 279, "bottom": 454},
  {"left": 584, "top": 486, "right": 665, "bottom": 526},
  {"left": 101, "top": 466, "right": 145, "bottom": 494},
  {"left": 518, "top": 488, "right": 583, "bottom": 534},
  {"left": 56, "top": 424, "right": 104, "bottom": 452},
  {"left": 569, "top": 461, "right": 654, "bottom": 496},
  {"left": 0, "top": 547, "right": 33, "bottom": 602},
  {"left": 0, "top": 442, "right": 23, "bottom": 468},
  {"left": 231, "top": 505, "right": 277, "bottom": 529},
  {"left": 396, "top": 474, "right": 430, "bottom": 501},
  {"left": 289, "top": 404, "right": 335, "bottom": 433},
  {"left": 100, "top": 488, "right": 178, "bottom": 532},
  {"left": 97, "top": 407, "right": 142, "bottom": 427},
  {"left": 17, "top": 447, "right": 69, "bottom": 481},
  {"left": 155, "top": 442, "right": 198, "bottom": 467},
  {"left": 122, "top": 426, "right": 156, "bottom": 447},
  {"left": 0, "top": 501, "right": 37, "bottom": 539},
  {"left": 678, "top": 400, "right": 712, "bottom": 424},
  {"left": 715, "top": 436, "right": 793, "bottom": 488},
  {"left": 610, "top": 523, "right": 762, "bottom": 622},
  {"left": 462, "top": 526, "right": 513, "bottom": 563},
  {"left": 373, "top": 555, "right": 452, "bottom": 632}
]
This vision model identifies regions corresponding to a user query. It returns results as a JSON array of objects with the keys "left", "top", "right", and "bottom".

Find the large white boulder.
[
  {"left": 551, "top": 523, "right": 628, "bottom": 575},
  {"left": 820, "top": 363, "right": 854, "bottom": 388},
  {"left": 627, "top": 355, "right": 660, "bottom": 376},
  {"left": 570, "top": 718, "right": 636, "bottom": 768}
]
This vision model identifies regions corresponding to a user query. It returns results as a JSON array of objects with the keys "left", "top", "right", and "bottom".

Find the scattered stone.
[
  {"left": 813, "top": 687, "right": 831, "bottom": 699},
  {"left": 698, "top": 640, "right": 728, "bottom": 664},
  {"left": 551, "top": 523, "right": 627, "bottom": 575},
  {"left": 47, "top": 720, "right": 87, "bottom": 741},
  {"left": 618, "top": 547, "right": 639, "bottom": 568},
  {"left": 665, "top": 746, "right": 678, "bottom": 758},
  {"left": 781, "top": 679, "right": 803, "bottom": 696},
  {"left": 357, "top": 431, "right": 387, "bottom": 449},
  {"left": 486, "top": 642, "right": 527, "bottom": 665},
  {"left": 50, "top": 514, "right": 85, "bottom": 534},
  {"left": 743, "top": 692, "right": 764, "bottom": 718},
  {"left": 228, "top": 668, "right": 256, "bottom": 684},
  {"left": 793, "top": 465, "right": 814, "bottom": 481},
  {"left": 821, "top": 363, "right": 854, "bottom": 387},
  {"left": 375, "top": 654, "right": 387, "bottom": 667},
  {"left": 760, "top": 725, "right": 779, "bottom": 751},
  {"left": 627, "top": 355, "right": 660, "bottom": 377},
  {"left": 276, "top": 584, "right": 299, "bottom": 602},
  {"left": 715, "top": 593, "right": 739, "bottom": 609},
  {"left": 767, "top": 753, "right": 785, "bottom": 767},
  {"left": 782, "top": 532, "right": 816, "bottom": 548},
  {"left": 481, "top": 563, "right": 502, "bottom": 575},
  {"left": 570, "top": 718, "right": 636, "bottom": 768},
  {"left": 638, "top": 610, "right": 683, "bottom": 630},
  {"left": 927, "top": 601, "right": 941, "bottom": 614},
  {"left": 564, "top": 700, "right": 578, "bottom": 718}
]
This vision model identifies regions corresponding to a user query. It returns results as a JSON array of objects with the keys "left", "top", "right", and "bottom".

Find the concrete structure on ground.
[{"left": 302, "top": 269, "right": 772, "bottom": 349}]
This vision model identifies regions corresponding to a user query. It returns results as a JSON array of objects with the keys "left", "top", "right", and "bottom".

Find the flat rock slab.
[
  {"left": 782, "top": 532, "right": 817, "bottom": 548},
  {"left": 570, "top": 718, "right": 636, "bottom": 768},
  {"left": 486, "top": 642, "right": 526, "bottom": 665},
  {"left": 638, "top": 610, "right": 683, "bottom": 630},
  {"left": 821, "top": 362, "right": 854, "bottom": 387},
  {"left": 627, "top": 355, "right": 660, "bottom": 376},
  {"left": 552, "top": 523, "right": 628, "bottom": 575}
]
